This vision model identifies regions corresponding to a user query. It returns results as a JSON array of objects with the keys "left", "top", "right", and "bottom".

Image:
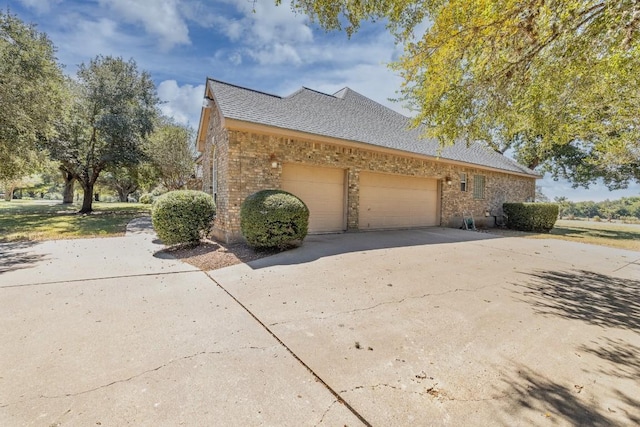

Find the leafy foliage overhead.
[
  {"left": 285, "top": 0, "right": 640, "bottom": 189},
  {"left": 0, "top": 11, "right": 65, "bottom": 181}
]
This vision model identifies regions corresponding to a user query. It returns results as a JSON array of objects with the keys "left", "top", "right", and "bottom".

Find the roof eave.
[{"left": 223, "top": 118, "right": 541, "bottom": 179}]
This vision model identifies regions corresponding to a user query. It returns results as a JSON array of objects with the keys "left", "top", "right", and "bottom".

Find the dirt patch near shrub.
[{"left": 163, "top": 238, "right": 278, "bottom": 271}]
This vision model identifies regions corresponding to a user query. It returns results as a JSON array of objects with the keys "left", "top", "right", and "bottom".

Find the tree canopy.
[
  {"left": 145, "top": 118, "right": 196, "bottom": 191},
  {"left": 0, "top": 11, "right": 65, "bottom": 183},
  {"left": 285, "top": 0, "right": 640, "bottom": 189},
  {"left": 46, "top": 56, "right": 159, "bottom": 212}
]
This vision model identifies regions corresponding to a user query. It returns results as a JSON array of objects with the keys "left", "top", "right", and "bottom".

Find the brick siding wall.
[{"left": 204, "top": 115, "right": 536, "bottom": 242}]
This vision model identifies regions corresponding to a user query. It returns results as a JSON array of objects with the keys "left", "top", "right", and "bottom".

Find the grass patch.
[
  {"left": 490, "top": 219, "right": 640, "bottom": 251},
  {"left": 0, "top": 199, "right": 151, "bottom": 242}
]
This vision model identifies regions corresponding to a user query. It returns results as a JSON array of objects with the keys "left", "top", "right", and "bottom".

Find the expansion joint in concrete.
[{"left": 205, "top": 272, "right": 373, "bottom": 427}]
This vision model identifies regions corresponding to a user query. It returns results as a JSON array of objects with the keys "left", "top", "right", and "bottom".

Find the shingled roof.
[{"left": 206, "top": 78, "right": 538, "bottom": 177}]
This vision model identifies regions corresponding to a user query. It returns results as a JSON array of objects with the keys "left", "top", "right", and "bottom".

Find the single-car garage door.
[
  {"left": 281, "top": 163, "right": 346, "bottom": 233},
  {"left": 359, "top": 172, "right": 438, "bottom": 229}
]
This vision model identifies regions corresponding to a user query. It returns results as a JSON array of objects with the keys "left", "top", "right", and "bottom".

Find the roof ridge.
[
  {"left": 340, "top": 88, "right": 412, "bottom": 120},
  {"left": 207, "top": 77, "right": 282, "bottom": 99},
  {"left": 332, "top": 87, "right": 350, "bottom": 98},
  {"left": 298, "top": 86, "right": 338, "bottom": 98}
]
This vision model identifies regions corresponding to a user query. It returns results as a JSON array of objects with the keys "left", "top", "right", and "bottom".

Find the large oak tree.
[
  {"left": 47, "top": 56, "right": 158, "bottom": 213},
  {"left": 284, "top": 0, "right": 640, "bottom": 189},
  {"left": 0, "top": 11, "right": 65, "bottom": 199}
]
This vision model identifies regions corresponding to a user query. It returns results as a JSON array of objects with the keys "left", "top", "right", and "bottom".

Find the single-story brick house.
[{"left": 196, "top": 78, "right": 539, "bottom": 243}]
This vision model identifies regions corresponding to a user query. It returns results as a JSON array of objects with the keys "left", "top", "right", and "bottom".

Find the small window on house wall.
[
  {"left": 473, "top": 175, "right": 485, "bottom": 199},
  {"left": 460, "top": 173, "right": 467, "bottom": 192}
]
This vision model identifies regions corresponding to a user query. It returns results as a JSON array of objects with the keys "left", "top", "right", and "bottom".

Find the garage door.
[
  {"left": 281, "top": 163, "right": 346, "bottom": 233},
  {"left": 359, "top": 172, "right": 438, "bottom": 229}
]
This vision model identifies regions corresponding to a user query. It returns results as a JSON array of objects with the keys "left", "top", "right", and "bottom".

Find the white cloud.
[
  {"left": 228, "top": 51, "right": 242, "bottom": 66},
  {"left": 52, "top": 16, "right": 137, "bottom": 67},
  {"left": 98, "top": 0, "right": 190, "bottom": 49},
  {"left": 209, "top": 0, "right": 312, "bottom": 66},
  {"left": 157, "top": 80, "right": 204, "bottom": 127},
  {"left": 245, "top": 43, "right": 302, "bottom": 65},
  {"left": 18, "top": 0, "right": 61, "bottom": 13}
]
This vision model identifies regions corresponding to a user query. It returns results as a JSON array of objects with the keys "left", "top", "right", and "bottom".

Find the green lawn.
[
  {"left": 0, "top": 199, "right": 151, "bottom": 242},
  {"left": 490, "top": 219, "right": 640, "bottom": 251}
]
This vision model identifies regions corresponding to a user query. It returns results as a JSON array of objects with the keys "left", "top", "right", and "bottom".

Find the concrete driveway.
[
  {"left": 1, "top": 224, "right": 639, "bottom": 426},
  {"left": 0, "top": 219, "right": 361, "bottom": 426},
  {"left": 210, "top": 228, "right": 640, "bottom": 426}
]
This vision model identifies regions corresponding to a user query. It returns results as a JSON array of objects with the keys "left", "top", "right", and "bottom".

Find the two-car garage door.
[
  {"left": 281, "top": 164, "right": 438, "bottom": 233},
  {"left": 359, "top": 172, "right": 438, "bottom": 230}
]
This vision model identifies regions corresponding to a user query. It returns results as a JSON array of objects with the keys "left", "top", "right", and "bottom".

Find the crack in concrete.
[
  {"left": 1, "top": 346, "right": 269, "bottom": 407},
  {"left": 340, "top": 383, "right": 510, "bottom": 403},
  {"left": 269, "top": 285, "right": 495, "bottom": 327},
  {"left": 50, "top": 407, "right": 72, "bottom": 426},
  {"left": 612, "top": 257, "right": 640, "bottom": 273},
  {"left": 468, "top": 239, "right": 637, "bottom": 275},
  {"left": 0, "top": 269, "right": 198, "bottom": 289},
  {"left": 315, "top": 399, "right": 338, "bottom": 426},
  {"left": 340, "top": 383, "right": 415, "bottom": 395}
]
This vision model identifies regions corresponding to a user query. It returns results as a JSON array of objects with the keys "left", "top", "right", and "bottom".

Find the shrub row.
[{"left": 503, "top": 202, "right": 559, "bottom": 232}]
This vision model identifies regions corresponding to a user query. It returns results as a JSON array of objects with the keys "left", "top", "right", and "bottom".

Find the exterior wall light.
[
  {"left": 445, "top": 177, "right": 452, "bottom": 185},
  {"left": 271, "top": 161, "right": 279, "bottom": 168}
]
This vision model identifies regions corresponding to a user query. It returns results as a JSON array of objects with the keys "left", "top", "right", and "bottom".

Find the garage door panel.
[
  {"left": 359, "top": 172, "right": 438, "bottom": 229},
  {"left": 282, "top": 164, "right": 345, "bottom": 233}
]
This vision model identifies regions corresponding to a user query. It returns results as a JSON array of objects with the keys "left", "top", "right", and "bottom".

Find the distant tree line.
[{"left": 554, "top": 196, "right": 640, "bottom": 221}]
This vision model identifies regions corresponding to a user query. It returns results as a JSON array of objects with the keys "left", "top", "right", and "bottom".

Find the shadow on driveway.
[
  {"left": 516, "top": 269, "right": 640, "bottom": 331},
  {"left": 0, "top": 241, "right": 46, "bottom": 275},
  {"left": 580, "top": 337, "right": 640, "bottom": 382},
  {"left": 497, "top": 365, "right": 619, "bottom": 427},
  {"left": 247, "top": 227, "right": 501, "bottom": 269}
]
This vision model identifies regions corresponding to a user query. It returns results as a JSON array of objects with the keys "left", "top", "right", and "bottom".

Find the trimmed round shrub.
[
  {"left": 152, "top": 190, "right": 215, "bottom": 246},
  {"left": 503, "top": 202, "right": 559, "bottom": 232},
  {"left": 151, "top": 187, "right": 166, "bottom": 197},
  {"left": 241, "top": 189, "right": 309, "bottom": 249},
  {"left": 139, "top": 193, "right": 153, "bottom": 204}
]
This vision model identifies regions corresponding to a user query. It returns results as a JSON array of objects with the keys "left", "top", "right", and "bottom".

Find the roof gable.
[{"left": 205, "top": 78, "right": 538, "bottom": 177}]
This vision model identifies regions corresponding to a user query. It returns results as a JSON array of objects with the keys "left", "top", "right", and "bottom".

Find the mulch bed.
[{"left": 162, "top": 238, "right": 278, "bottom": 271}]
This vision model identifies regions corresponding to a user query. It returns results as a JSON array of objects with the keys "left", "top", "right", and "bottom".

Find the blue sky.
[{"left": 5, "top": 0, "right": 638, "bottom": 202}]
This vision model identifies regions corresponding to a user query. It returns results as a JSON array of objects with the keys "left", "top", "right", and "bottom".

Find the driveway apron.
[{"left": 0, "top": 218, "right": 362, "bottom": 426}]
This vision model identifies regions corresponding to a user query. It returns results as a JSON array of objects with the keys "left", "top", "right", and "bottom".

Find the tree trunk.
[
  {"left": 527, "top": 157, "right": 540, "bottom": 170},
  {"left": 62, "top": 172, "right": 75, "bottom": 204},
  {"left": 3, "top": 188, "right": 12, "bottom": 201},
  {"left": 79, "top": 184, "right": 94, "bottom": 213},
  {"left": 117, "top": 188, "right": 128, "bottom": 202}
]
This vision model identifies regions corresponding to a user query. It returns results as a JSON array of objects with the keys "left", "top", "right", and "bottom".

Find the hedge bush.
[
  {"left": 151, "top": 190, "right": 215, "bottom": 246},
  {"left": 240, "top": 189, "right": 309, "bottom": 249},
  {"left": 139, "top": 193, "right": 154, "bottom": 204},
  {"left": 503, "top": 202, "right": 559, "bottom": 232}
]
